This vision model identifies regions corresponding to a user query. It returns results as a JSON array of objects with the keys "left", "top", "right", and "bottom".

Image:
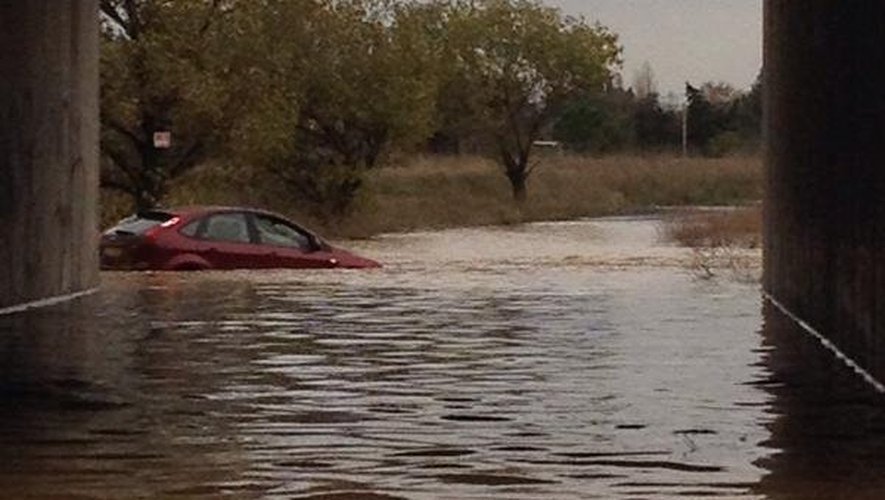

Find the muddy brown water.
[{"left": 1, "top": 217, "right": 884, "bottom": 499}]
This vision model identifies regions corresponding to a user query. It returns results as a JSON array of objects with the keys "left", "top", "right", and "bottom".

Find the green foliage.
[
  {"left": 551, "top": 69, "right": 762, "bottom": 157},
  {"left": 685, "top": 77, "right": 762, "bottom": 156},
  {"left": 220, "top": 1, "right": 319, "bottom": 166},
  {"left": 98, "top": 0, "right": 761, "bottom": 222},
  {"left": 431, "top": 0, "right": 622, "bottom": 202},
  {"left": 685, "top": 83, "right": 722, "bottom": 153},
  {"left": 731, "top": 73, "right": 763, "bottom": 148},
  {"left": 632, "top": 93, "right": 681, "bottom": 152},
  {"left": 553, "top": 90, "right": 634, "bottom": 153},
  {"left": 100, "top": 0, "right": 251, "bottom": 210},
  {"left": 262, "top": 0, "right": 442, "bottom": 220}
]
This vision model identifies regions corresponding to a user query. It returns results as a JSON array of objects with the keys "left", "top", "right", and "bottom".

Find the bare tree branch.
[
  {"left": 102, "top": 148, "right": 141, "bottom": 187},
  {"left": 169, "top": 141, "right": 206, "bottom": 178},
  {"left": 103, "top": 116, "right": 146, "bottom": 149},
  {"left": 100, "top": 177, "right": 137, "bottom": 196},
  {"left": 99, "top": 0, "right": 129, "bottom": 34},
  {"left": 100, "top": 0, "right": 142, "bottom": 39},
  {"left": 122, "top": 0, "right": 142, "bottom": 38}
]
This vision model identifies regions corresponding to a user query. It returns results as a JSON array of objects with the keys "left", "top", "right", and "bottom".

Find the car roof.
[{"left": 166, "top": 206, "right": 284, "bottom": 219}]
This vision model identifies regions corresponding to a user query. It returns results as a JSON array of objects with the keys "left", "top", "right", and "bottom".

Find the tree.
[
  {"left": 220, "top": 0, "right": 322, "bottom": 165},
  {"left": 731, "top": 72, "right": 763, "bottom": 148},
  {"left": 632, "top": 61, "right": 657, "bottom": 100},
  {"left": 440, "top": 0, "right": 620, "bottom": 203},
  {"left": 685, "top": 78, "right": 761, "bottom": 156},
  {"left": 699, "top": 81, "right": 739, "bottom": 105},
  {"left": 553, "top": 88, "right": 634, "bottom": 154},
  {"left": 99, "top": 0, "right": 249, "bottom": 210},
  {"left": 633, "top": 92, "right": 681, "bottom": 152},
  {"left": 685, "top": 82, "right": 725, "bottom": 155},
  {"left": 266, "top": 0, "right": 441, "bottom": 220}
]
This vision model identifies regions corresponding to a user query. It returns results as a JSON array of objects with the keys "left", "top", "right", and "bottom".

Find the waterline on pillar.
[
  {"left": 0, "top": 288, "right": 100, "bottom": 316},
  {"left": 763, "top": 291, "right": 885, "bottom": 395}
]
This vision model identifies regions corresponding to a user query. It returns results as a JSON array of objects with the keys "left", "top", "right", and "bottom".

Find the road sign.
[{"left": 153, "top": 131, "right": 172, "bottom": 149}]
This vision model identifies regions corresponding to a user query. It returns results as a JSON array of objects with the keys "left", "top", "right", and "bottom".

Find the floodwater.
[{"left": 1, "top": 216, "right": 884, "bottom": 499}]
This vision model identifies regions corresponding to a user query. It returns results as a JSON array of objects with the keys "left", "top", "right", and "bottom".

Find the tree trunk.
[
  {"left": 508, "top": 170, "right": 528, "bottom": 204},
  {"left": 501, "top": 145, "right": 530, "bottom": 205}
]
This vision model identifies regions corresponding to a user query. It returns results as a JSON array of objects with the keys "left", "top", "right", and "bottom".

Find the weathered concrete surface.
[
  {"left": 765, "top": 1, "right": 885, "bottom": 382},
  {"left": 0, "top": 1, "right": 100, "bottom": 309}
]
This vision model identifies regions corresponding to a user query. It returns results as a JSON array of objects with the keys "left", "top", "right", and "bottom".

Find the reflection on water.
[
  {"left": 0, "top": 217, "right": 881, "bottom": 499},
  {"left": 755, "top": 302, "right": 885, "bottom": 500}
]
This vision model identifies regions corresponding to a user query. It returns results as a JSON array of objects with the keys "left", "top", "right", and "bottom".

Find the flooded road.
[{"left": 1, "top": 217, "right": 884, "bottom": 499}]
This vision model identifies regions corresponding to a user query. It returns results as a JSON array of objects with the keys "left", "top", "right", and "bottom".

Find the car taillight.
[{"left": 160, "top": 216, "right": 181, "bottom": 228}]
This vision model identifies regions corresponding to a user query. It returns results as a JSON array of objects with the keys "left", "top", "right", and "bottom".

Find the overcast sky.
[{"left": 547, "top": 0, "right": 763, "bottom": 99}]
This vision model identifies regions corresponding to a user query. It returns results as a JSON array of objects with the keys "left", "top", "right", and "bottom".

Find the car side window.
[
  {"left": 180, "top": 220, "right": 200, "bottom": 237},
  {"left": 253, "top": 215, "right": 312, "bottom": 250},
  {"left": 203, "top": 213, "right": 251, "bottom": 243}
]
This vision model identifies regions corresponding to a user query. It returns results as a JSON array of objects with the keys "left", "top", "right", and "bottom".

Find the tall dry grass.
[
  {"left": 661, "top": 206, "right": 762, "bottom": 249},
  {"left": 341, "top": 154, "right": 762, "bottom": 237},
  {"left": 102, "top": 154, "right": 763, "bottom": 238},
  {"left": 660, "top": 206, "right": 763, "bottom": 281}
]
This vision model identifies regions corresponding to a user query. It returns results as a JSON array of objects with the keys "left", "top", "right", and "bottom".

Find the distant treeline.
[
  {"left": 100, "top": 0, "right": 761, "bottom": 221},
  {"left": 553, "top": 77, "right": 762, "bottom": 157}
]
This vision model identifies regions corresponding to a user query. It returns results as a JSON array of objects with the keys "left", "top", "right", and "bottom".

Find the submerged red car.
[{"left": 100, "top": 206, "right": 380, "bottom": 271}]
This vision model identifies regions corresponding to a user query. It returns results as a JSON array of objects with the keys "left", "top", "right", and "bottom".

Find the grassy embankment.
[{"left": 103, "top": 154, "right": 763, "bottom": 239}]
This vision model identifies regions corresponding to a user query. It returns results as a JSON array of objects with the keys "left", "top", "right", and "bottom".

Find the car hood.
[{"left": 327, "top": 246, "right": 381, "bottom": 269}]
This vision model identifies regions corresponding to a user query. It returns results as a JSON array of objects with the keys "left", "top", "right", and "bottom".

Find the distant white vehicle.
[{"left": 532, "top": 140, "right": 563, "bottom": 153}]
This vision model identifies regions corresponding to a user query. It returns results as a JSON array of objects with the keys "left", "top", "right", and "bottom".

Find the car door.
[
  {"left": 250, "top": 214, "right": 339, "bottom": 269},
  {"left": 194, "top": 212, "right": 266, "bottom": 269}
]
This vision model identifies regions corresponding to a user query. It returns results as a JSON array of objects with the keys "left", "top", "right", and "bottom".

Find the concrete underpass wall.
[
  {"left": 0, "top": 1, "right": 99, "bottom": 309},
  {"left": 765, "top": 2, "right": 885, "bottom": 382}
]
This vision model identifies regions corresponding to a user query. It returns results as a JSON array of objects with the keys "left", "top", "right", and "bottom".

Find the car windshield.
[
  {"left": 105, "top": 211, "right": 175, "bottom": 235},
  {"left": 253, "top": 215, "right": 312, "bottom": 250}
]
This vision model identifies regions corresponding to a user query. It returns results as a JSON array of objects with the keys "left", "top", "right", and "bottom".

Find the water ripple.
[{"left": 0, "top": 217, "right": 776, "bottom": 499}]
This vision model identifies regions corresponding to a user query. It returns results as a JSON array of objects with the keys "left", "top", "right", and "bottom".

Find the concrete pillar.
[
  {"left": 765, "top": 1, "right": 885, "bottom": 381},
  {"left": 0, "top": 1, "right": 99, "bottom": 309}
]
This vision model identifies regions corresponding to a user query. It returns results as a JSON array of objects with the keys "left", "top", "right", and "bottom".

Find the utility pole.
[
  {"left": 682, "top": 82, "right": 689, "bottom": 157},
  {"left": 682, "top": 102, "right": 688, "bottom": 157}
]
